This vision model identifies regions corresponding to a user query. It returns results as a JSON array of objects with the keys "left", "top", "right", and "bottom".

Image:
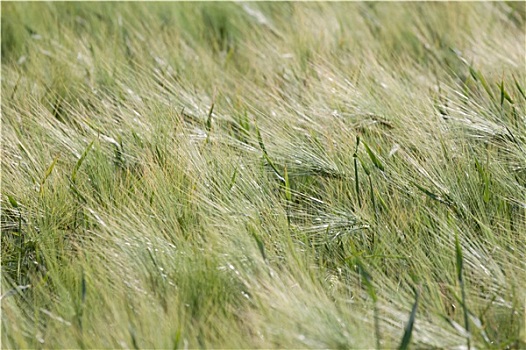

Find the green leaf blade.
[{"left": 363, "top": 141, "right": 385, "bottom": 172}]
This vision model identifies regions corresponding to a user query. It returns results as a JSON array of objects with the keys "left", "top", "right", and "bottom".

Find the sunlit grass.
[{"left": 2, "top": 2, "right": 525, "bottom": 348}]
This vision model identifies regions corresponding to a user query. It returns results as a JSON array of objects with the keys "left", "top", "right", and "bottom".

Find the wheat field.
[{"left": 1, "top": 2, "right": 525, "bottom": 348}]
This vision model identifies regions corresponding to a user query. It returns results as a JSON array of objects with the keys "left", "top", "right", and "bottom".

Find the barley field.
[{"left": 1, "top": 2, "right": 525, "bottom": 348}]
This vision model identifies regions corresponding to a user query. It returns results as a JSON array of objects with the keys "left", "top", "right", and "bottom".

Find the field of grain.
[{"left": 2, "top": 2, "right": 525, "bottom": 348}]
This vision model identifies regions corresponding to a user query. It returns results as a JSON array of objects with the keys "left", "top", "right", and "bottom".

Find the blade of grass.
[
  {"left": 205, "top": 102, "right": 214, "bottom": 144},
  {"left": 129, "top": 324, "right": 140, "bottom": 350},
  {"left": 358, "top": 155, "right": 371, "bottom": 176},
  {"left": 10, "top": 74, "right": 21, "bottom": 101},
  {"left": 228, "top": 165, "right": 238, "bottom": 191},
  {"left": 354, "top": 157, "right": 362, "bottom": 207},
  {"left": 499, "top": 81, "right": 513, "bottom": 106},
  {"left": 39, "top": 155, "right": 60, "bottom": 194},
  {"left": 7, "top": 195, "right": 19, "bottom": 209},
  {"left": 263, "top": 153, "right": 285, "bottom": 183},
  {"left": 413, "top": 182, "right": 452, "bottom": 207},
  {"left": 472, "top": 67, "right": 495, "bottom": 101},
  {"left": 474, "top": 157, "right": 491, "bottom": 203},
  {"left": 398, "top": 286, "right": 420, "bottom": 350},
  {"left": 354, "top": 136, "right": 362, "bottom": 207},
  {"left": 256, "top": 122, "right": 268, "bottom": 155},
  {"left": 513, "top": 75, "right": 526, "bottom": 101},
  {"left": 353, "top": 258, "right": 381, "bottom": 349},
  {"left": 173, "top": 328, "right": 182, "bottom": 350},
  {"left": 249, "top": 226, "right": 267, "bottom": 262},
  {"left": 363, "top": 141, "right": 385, "bottom": 172},
  {"left": 76, "top": 269, "right": 87, "bottom": 336},
  {"left": 369, "top": 175, "right": 378, "bottom": 226},
  {"left": 72, "top": 140, "right": 94, "bottom": 183},
  {"left": 284, "top": 165, "right": 291, "bottom": 202},
  {"left": 284, "top": 165, "right": 292, "bottom": 227},
  {"left": 455, "top": 231, "right": 471, "bottom": 350},
  {"left": 446, "top": 287, "right": 492, "bottom": 345},
  {"left": 69, "top": 182, "right": 88, "bottom": 203},
  {"left": 256, "top": 123, "right": 285, "bottom": 183}
]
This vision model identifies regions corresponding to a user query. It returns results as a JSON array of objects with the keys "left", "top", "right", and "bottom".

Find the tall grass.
[{"left": 2, "top": 2, "right": 525, "bottom": 348}]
